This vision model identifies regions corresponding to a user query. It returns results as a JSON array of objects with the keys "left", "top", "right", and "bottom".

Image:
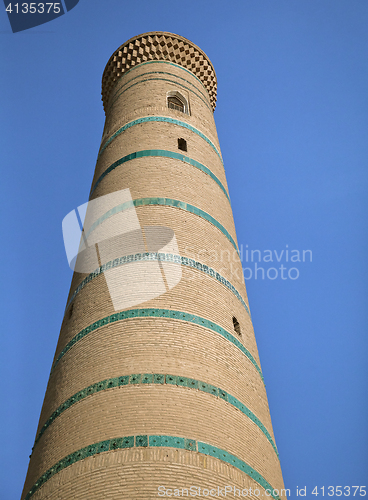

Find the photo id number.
[{"left": 5, "top": 3, "right": 61, "bottom": 14}]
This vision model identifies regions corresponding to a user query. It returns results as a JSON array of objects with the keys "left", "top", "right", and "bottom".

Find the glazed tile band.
[
  {"left": 98, "top": 116, "right": 223, "bottom": 164},
  {"left": 32, "top": 373, "right": 277, "bottom": 457},
  {"left": 51, "top": 309, "right": 261, "bottom": 380},
  {"left": 65, "top": 253, "right": 248, "bottom": 315},
  {"left": 90, "top": 149, "right": 230, "bottom": 201},
  {"left": 108, "top": 73, "right": 212, "bottom": 113},
  {"left": 24, "top": 435, "right": 281, "bottom": 500},
  {"left": 85, "top": 198, "right": 239, "bottom": 255}
]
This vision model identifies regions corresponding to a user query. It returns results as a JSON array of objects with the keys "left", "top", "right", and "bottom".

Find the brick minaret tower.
[{"left": 22, "top": 32, "right": 286, "bottom": 500}]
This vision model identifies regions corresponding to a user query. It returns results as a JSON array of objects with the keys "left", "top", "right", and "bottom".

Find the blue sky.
[{"left": 1, "top": 1, "right": 367, "bottom": 498}]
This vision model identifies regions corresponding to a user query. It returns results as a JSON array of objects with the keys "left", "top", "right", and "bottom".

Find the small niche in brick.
[
  {"left": 68, "top": 303, "right": 74, "bottom": 319},
  {"left": 178, "top": 138, "right": 187, "bottom": 152},
  {"left": 233, "top": 316, "right": 241, "bottom": 335}
]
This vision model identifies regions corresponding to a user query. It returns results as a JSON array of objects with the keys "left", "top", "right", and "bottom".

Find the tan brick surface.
[
  {"left": 31, "top": 449, "right": 287, "bottom": 500},
  {"left": 26, "top": 387, "right": 282, "bottom": 494},
  {"left": 22, "top": 32, "right": 286, "bottom": 500}
]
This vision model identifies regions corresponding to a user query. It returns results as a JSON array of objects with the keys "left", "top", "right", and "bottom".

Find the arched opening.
[
  {"left": 168, "top": 96, "right": 184, "bottom": 112},
  {"left": 167, "top": 91, "right": 189, "bottom": 114}
]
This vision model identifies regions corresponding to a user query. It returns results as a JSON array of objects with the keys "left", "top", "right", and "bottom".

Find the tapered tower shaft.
[{"left": 22, "top": 32, "right": 286, "bottom": 500}]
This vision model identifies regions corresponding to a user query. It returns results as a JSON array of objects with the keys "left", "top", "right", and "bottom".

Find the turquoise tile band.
[
  {"left": 85, "top": 198, "right": 239, "bottom": 255},
  {"left": 90, "top": 149, "right": 230, "bottom": 202},
  {"left": 66, "top": 252, "right": 248, "bottom": 315},
  {"left": 24, "top": 435, "right": 280, "bottom": 500},
  {"left": 52, "top": 308, "right": 261, "bottom": 380},
  {"left": 32, "top": 373, "right": 277, "bottom": 457},
  {"left": 98, "top": 116, "right": 223, "bottom": 164}
]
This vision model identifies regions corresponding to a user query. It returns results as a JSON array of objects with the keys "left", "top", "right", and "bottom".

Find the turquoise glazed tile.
[
  {"left": 135, "top": 435, "right": 148, "bottom": 447},
  {"left": 165, "top": 374, "right": 177, "bottom": 385},
  {"left": 186, "top": 378, "right": 198, "bottom": 389},
  {"left": 86, "top": 385, "right": 96, "bottom": 396},
  {"left": 107, "top": 377, "right": 119, "bottom": 388},
  {"left": 121, "top": 436, "right": 134, "bottom": 448},
  {"left": 96, "top": 440, "right": 110, "bottom": 453},
  {"left": 153, "top": 374, "right": 165, "bottom": 384},
  {"left": 95, "top": 380, "right": 108, "bottom": 392},
  {"left": 142, "top": 374, "right": 153, "bottom": 384},
  {"left": 160, "top": 436, "right": 185, "bottom": 449},
  {"left": 75, "top": 389, "right": 87, "bottom": 400},
  {"left": 218, "top": 389, "right": 228, "bottom": 401},
  {"left": 184, "top": 438, "right": 197, "bottom": 451},
  {"left": 176, "top": 376, "right": 187, "bottom": 386},
  {"left": 74, "top": 448, "right": 88, "bottom": 461},
  {"left": 129, "top": 374, "right": 142, "bottom": 384},
  {"left": 84, "top": 443, "right": 97, "bottom": 456},
  {"left": 109, "top": 438, "right": 125, "bottom": 450},
  {"left": 149, "top": 435, "right": 162, "bottom": 446}
]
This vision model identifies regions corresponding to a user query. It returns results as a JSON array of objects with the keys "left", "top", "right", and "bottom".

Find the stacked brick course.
[{"left": 21, "top": 32, "right": 286, "bottom": 500}]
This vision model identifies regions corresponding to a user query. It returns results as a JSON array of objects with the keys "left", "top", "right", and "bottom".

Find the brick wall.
[{"left": 21, "top": 32, "right": 286, "bottom": 500}]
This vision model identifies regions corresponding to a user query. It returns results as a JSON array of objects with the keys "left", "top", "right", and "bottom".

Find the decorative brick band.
[
  {"left": 86, "top": 198, "right": 238, "bottom": 254},
  {"left": 33, "top": 373, "right": 277, "bottom": 456},
  {"left": 90, "top": 149, "right": 230, "bottom": 201},
  {"left": 98, "top": 116, "right": 223, "bottom": 164},
  {"left": 52, "top": 309, "right": 261, "bottom": 379},
  {"left": 66, "top": 253, "right": 248, "bottom": 314},
  {"left": 111, "top": 60, "right": 210, "bottom": 102},
  {"left": 24, "top": 435, "right": 281, "bottom": 500},
  {"left": 108, "top": 73, "right": 212, "bottom": 113},
  {"left": 109, "top": 65, "right": 210, "bottom": 107}
]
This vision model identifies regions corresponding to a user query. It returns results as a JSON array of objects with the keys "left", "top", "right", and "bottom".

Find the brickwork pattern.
[{"left": 21, "top": 32, "right": 286, "bottom": 500}]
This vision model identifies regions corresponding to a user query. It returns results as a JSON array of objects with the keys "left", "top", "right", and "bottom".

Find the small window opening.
[
  {"left": 68, "top": 303, "right": 74, "bottom": 319},
  {"left": 178, "top": 138, "right": 187, "bottom": 152},
  {"left": 168, "top": 96, "right": 184, "bottom": 113},
  {"left": 233, "top": 316, "right": 241, "bottom": 335}
]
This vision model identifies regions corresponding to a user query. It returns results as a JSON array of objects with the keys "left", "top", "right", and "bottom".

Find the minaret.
[{"left": 22, "top": 32, "right": 286, "bottom": 500}]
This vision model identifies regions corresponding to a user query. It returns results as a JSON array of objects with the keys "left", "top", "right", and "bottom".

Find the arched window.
[
  {"left": 168, "top": 96, "right": 184, "bottom": 112},
  {"left": 167, "top": 91, "right": 189, "bottom": 114}
]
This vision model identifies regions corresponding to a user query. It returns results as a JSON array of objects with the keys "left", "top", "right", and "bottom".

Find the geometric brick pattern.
[
  {"left": 25, "top": 436, "right": 281, "bottom": 500},
  {"left": 102, "top": 31, "right": 217, "bottom": 112},
  {"left": 64, "top": 253, "right": 250, "bottom": 316},
  {"left": 107, "top": 67, "right": 212, "bottom": 113},
  {"left": 50, "top": 309, "right": 261, "bottom": 379},
  {"left": 32, "top": 373, "right": 278, "bottom": 456},
  {"left": 83, "top": 198, "right": 239, "bottom": 253},
  {"left": 90, "top": 149, "right": 230, "bottom": 200},
  {"left": 98, "top": 116, "right": 223, "bottom": 162}
]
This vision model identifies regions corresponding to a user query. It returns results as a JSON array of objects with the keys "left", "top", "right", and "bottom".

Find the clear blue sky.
[{"left": 1, "top": 1, "right": 367, "bottom": 499}]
